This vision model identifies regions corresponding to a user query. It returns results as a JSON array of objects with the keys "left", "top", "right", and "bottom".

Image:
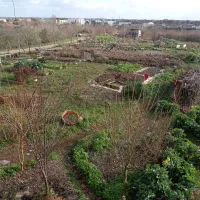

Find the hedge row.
[{"left": 73, "top": 132, "right": 127, "bottom": 200}]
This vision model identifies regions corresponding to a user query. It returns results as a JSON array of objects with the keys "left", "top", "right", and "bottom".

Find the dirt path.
[{"left": 0, "top": 38, "right": 85, "bottom": 56}]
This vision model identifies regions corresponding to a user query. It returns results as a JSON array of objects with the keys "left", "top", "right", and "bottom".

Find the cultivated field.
[{"left": 1, "top": 30, "right": 200, "bottom": 200}]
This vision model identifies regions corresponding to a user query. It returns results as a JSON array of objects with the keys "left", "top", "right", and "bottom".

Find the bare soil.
[
  {"left": 42, "top": 45, "right": 183, "bottom": 68},
  {"left": 0, "top": 160, "right": 78, "bottom": 200},
  {"left": 95, "top": 72, "right": 144, "bottom": 85}
]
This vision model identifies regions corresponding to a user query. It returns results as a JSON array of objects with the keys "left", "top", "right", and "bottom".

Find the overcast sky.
[{"left": 0, "top": 0, "right": 200, "bottom": 20}]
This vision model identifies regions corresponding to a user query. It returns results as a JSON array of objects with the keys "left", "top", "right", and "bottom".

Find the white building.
[
  {"left": 76, "top": 18, "right": 86, "bottom": 25},
  {"left": 56, "top": 19, "right": 69, "bottom": 25},
  {"left": 0, "top": 18, "right": 7, "bottom": 23},
  {"left": 118, "top": 21, "right": 131, "bottom": 26},
  {"left": 142, "top": 22, "right": 155, "bottom": 27},
  {"left": 107, "top": 20, "right": 116, "bottom": 26}
]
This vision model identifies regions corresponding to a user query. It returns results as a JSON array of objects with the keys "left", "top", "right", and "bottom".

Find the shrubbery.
[
  {"left": 143, "top": 73, "right": 174, "bottom": 100},
  {"left": 72, "top": 109, "right": 200, "bottom": 200},
  {"left": 130, "top": 164, "right": 177, "bottom": 200},
  {"left": 13, "top": 59, "right": 43, "bottom": 84},
  {"left": 73, "top": 132, "right": 128, "bottom": 200},
  {"left": 123, "top": 81, "right": 143, "bottom": 99},
  {"left": 73, "top": 137, "right": 106, "bottom": 195},
  {"left": 151, "top": 100, "right": 180, "bottom": 116},
  {"left": 185, "top": 53, "right": 198, "bottom": 63},
  {"left": 124, "top": 73, "right": 174, "bottom": 100},
  {"left": 0, "top": 164, "right": 20, "bottom": 177},
  {"left": 171, "top": 112, "right": 200, "bottom": 137},
  {"left": 14, "top": 59, "right": 43, "bottom": 71},
  {"left": 128, "top": 128, "right": 200, "bottom": 200},
  {"left": 163, "top": 148, "right": 198, "bottom": 199},
  {"left": 91, "top": 131, "right": 110, "bottom": 151},
  {"left": 113, "top": 63, "right": 142, "bottom": 72}
]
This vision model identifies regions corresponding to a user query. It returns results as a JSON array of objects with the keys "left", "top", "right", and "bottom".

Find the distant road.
[{"left": 0, "top": 38, "right": 84, "bottom": 57}]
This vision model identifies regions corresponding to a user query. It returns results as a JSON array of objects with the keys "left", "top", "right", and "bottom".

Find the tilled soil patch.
[
  {"left": 41, "top": 45, "right": 183, "bottom": 67},
  {"left": 95, "top": 72, "right": 144, "bottom": 85},
  {"left": 96, "top": 48, "right": 182, "bottom": 67}
]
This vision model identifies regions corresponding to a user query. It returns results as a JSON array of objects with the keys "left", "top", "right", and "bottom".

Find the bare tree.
[
  {"left": 103, "top": 101, "right": 170, "bottom": 183},
  {"left": 1, "top": 77, "right": 74, "bottom": 197}
]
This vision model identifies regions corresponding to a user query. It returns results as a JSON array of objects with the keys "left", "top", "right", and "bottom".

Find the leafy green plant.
[
  {"left": 163, "top": 148, "right": 199, "bottom": 199},
  {"left": 96, "top": 35, "right": 115, "bottom": 40},
  {"left": 185, "top": 53, "right": 198, "bottom": 63},
  {"left": 130, "top": 164, "right": 176, "bottom": 200},
  {"left": 171, "top": 113, "right": 200, "bottom": 137},
  {"left": 73, "top": 143, "right": 105, "bottom": 194},
  {"left": 187, "top": 106, "right": 200, "bottom": 124},
  {"left": 0, "top": 164, "right": 20, "bottom": 177},
  {"left": 14, "top": 59, "right": 43, "bottom": 71},
  {"left": 48, "top": 151, "right": 60, "bottom": 160},
  {"left": 102, "top": 177, "right": 127, "bottom": 200},
  {"left": 113, "top": 63, "right": 142, "bottom": 72},
  {"left": 151, "top": 100, "right": 180, "bottom": 116},
  {"left": 91, "top": 131, "right": 110, "bottom": 152},
  {"left": 26, "top": 158, "right": 37, "bottom": 168},
  {"left": 170, "top": 128, "right": 186, "bottom": 138},
  {"left": 143, "top": 73, "right": 174, "bottom": 100}
]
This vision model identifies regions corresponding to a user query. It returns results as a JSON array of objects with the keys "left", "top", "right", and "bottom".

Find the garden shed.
[
  {"left": 126, "top": 28, "right": 142, "bottom": 39},
  {"left": 173, "top": 68, "right": 200, "bottom": 109}
]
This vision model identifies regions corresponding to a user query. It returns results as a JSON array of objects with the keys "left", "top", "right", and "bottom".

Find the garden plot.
[
  {"left": 90, "top": 67, "right": 162, "bottom": 93},
  {"left": 41, "top": 44, "right": 183, "bottom": 68}
]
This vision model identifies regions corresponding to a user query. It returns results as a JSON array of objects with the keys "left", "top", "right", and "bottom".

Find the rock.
[
  {"left": 15, "top": 191, "right": 30, "bottom": 199},
  {"left": 0, "top": 160, "right": 10, "bottom": 166}
]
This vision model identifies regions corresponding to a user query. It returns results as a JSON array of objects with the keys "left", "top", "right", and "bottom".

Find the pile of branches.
[{"left": 176, "top": 68, "right": 200, "bottom": 106}]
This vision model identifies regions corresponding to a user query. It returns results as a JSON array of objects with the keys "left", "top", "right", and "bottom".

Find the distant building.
[
  {"left": 118, "top": 21, "right": 132, "bottom": 26},
  {"left": 67, "top": 18, "right": 86, "bottom": 25},
  {"left": 127, "top": 28, "right": 142, "bottom": 39},
  {"left": 143, "top": 22, "right": 155, "bottom": 27},
  {"left": 91, "top": 19, "right": 104, "bottom": 26},
  {"left": 107, "top": 20, "right": 116, "bottom": 26},
  {"left": 0, "top": 18, "right": 6, "bottom": 23},
  {"left": 76, "top": 18, "right": 86, "bottom": 25},
  {"left": 56, "top": 18, "right": 68, "bottom": 25}
]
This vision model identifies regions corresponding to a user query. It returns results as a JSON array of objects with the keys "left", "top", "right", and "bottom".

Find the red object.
[
  {"left": 144, "top": 74, "right": 149, "bottom": 80},
  {"left": 174, "top": 79, "right": 177, "bottom": 85}
]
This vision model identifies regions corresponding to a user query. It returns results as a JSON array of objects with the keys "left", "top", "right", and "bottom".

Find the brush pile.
[{"left": 174, "top": 68, "right": 200, "bottom": 106}]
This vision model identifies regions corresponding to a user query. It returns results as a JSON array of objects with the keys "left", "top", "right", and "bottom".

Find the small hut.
[{"left": 173, "top": 68, "right": 200, "bottom": 110}]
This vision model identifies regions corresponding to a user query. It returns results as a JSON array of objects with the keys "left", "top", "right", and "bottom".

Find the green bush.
[
  {"left": 170, "top": 128, "right": 186, "bottom": 138},
  {"left": 130, "top": 164, "right": 176, "bottom": 200},
  {"left": 187, "top": 106, "right": 200, "bottom": 124},
  {"left": 167, "top": 129, "right": 200, "bottom": 170},
  {"left": 14, "top": 59, "right": 43, "bottom": 71},
  {"left": 143, "top": 73, "right": 174, "bottom": 100},
  {"left": 113, "top": 63, "right": 142, "bottom": 72},
  {"left": 163, "top": 148, "right": 199, "bottom": 199},
  {"left": 151, "top": 100, "right": 180, "bottom": 116},
  {"left": 185, "top": 53, "right": 198, "bottom": 63},
  {"left": 123, "top": 81, "right": 143, "bottom": 99},
  {"left": 38, "top": 57, "right": 46, "bottom": 63},
  {"left": 73, "top": 133, "right": 126, "bottom": 199},
  {"left": 172, "top": 138, "right": 200, "bottom": 169},
  {"left": 102, "top": 177, "right": 127, "bottom": 200},
  {"left": 48, "top": 151, "right": 60, "bottom": 160},
  {"left": 0, "top": 164, "right": 20, "bottom": 177},
  {"left": 73, "top": 143, "right": 105, "bottom": 194},
  {"left": 92, "top": 131, "right": 110, "bottom": 152},
  {"left": 26, "top": 158, "right": 37, "bottom": 168},
  {"left": 171, "top": 113, "right": 200, "bottom": 137}
]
